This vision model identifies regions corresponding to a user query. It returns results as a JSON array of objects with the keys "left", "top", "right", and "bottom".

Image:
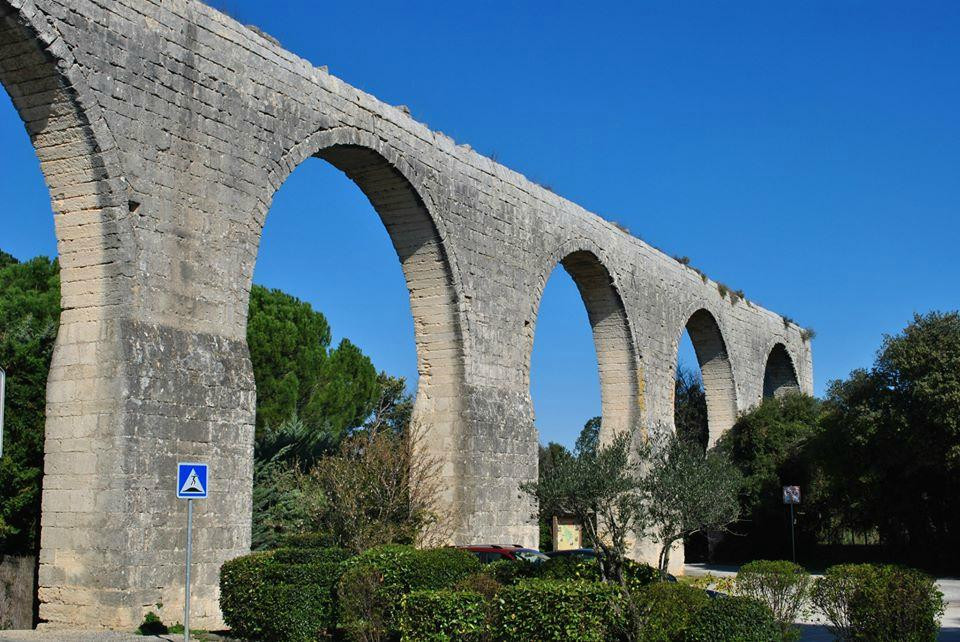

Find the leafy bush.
[
  {"left": 490, "top": 579, "right": 623, "bottom": 641},
  {"left": 220, "top": 547, "right": 351, "bottom": 641},
  {"left": 337, "top": 545, "right": 481, "bottom": 638},
  {"left": 481, "top": 559, "right": 538, "bottom": 585},
  {"left": 537, "top": 556, "right": 602, "bottom": 582},
  {"left": 811, "top": 564, "right": 944, "bottom": 641},
  {"left": 684, "top": 596, "right": 779, "bottom": 642},
  {"left": 280, "top": 531, "right": 339, "bottom": 550},
  {"left": 536, "top": 556, "right": 657, "bottom": 593},
  {"left": 453, "top": 572, "right": 502, "bottom": 600},
  {"left": 339, "top": 564, "right": 390, "bottom": 642},
  {"left": 272, "top": 546, "right": 352, "bottom": 565},
  {"left": 399, "top": 590, "right": 487, "bottom": 641},
  {"left": 635, "top": 582, "right": 710, "bottom": 641},
  {"left": 735, "top": 560, "right": 810, "bottom": 640}
]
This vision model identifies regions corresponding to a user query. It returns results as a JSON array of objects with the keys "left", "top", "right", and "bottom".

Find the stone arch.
[
  {"left": 675, "top": 308, "right": 738, "bottom": 447},
  {"left": 0, "top": 1, "right": 130, "bottom": 299},
  {"left": 1, "top": 0, "right": 137, "bottom": 629},
  {"left": 528, "top": 244, "right": 641, "bottom": 443},
  {"left": 261, "top": 129, "right": 469, "bottom": 514},
  {"left": 763, "top": 343, "right": 801, "bottom": 398}
]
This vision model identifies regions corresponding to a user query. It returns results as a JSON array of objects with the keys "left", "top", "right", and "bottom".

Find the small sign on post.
[
  {"left": 783, "top": 485, "right": 800, "bottom": 563},
  {"left": 177, "top": 462, "right": 208, "bottom": 642}
]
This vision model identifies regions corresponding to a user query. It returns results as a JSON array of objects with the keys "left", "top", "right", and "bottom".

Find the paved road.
[{"left": 685, "top": 563, "right": 960, "bottom": 641}]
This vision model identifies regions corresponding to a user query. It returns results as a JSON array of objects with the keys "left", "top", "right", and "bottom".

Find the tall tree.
[
  {"left": 247, "top": 285, "right": 380, "bottom": 440},
  {"left": 819, "top": 311, "right": 960, "bottom": 568},
  {"left": 716, "top": 393, "right": 821, "bottom": 559},
  {"left": 675, "top": 366, "right": 709, "bottom": 450},
  {"left": 0, "top": 254, "right": 60, "bottom": 554}
]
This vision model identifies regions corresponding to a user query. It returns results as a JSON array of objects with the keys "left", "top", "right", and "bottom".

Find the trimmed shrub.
[
  {"left": 537, "top": 556, "right": 602, "bottom": 582},
  {"left": 684, "top": 596, "right": 780, "bottom": 642},
  {"left": 812, "top": 564, "right": 944, "bottom": 641},
  {"left": 220, "top": 548, "right": 351, "bottom": 641},
  {"left": 337, "top": 545, "right": 482, "bottom": 638},
  {"left": 736, "top": 560, "right": 810, "bottom": 641},
  {"left": 399, "top": 590, "right": 487, "bottom": 641},
  {"left": 281, "top": 531, "right": 338, "bottom": 549},
  {"left": 810, "top": 564, "right": 871, "bottom": 640},
  {"left": 636, "top": 582, "right": 710, "bottom": 641},
  {"left": 490, "top": 579, "right": 624, "bottom": 641},
  {"left": 338, "top": 564, "right": 390, "bottom": 642},
  {"left": 273, "top": 546, "right": 353, "bottom": 565},
  {"left": 623, "top": 559, "right": 660, "bottom": 592},
  {"left": 536, "top": 556, "right": 658, "bottom": 593},
  {"left": 481, "top": 558, "right": 538, "bottom": 585},
  {"left": 454, "top": 572, "right": 502, "bottom": 600}
]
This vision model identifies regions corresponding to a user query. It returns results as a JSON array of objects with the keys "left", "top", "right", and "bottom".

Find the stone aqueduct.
[{"left": 0, "top": 0, "right": 813, "bottom": 629}]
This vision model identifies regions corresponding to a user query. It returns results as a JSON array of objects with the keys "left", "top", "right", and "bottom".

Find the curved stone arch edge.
[
  {"left": 2, "top": 0, "right": 134, "bottom": 278},
  {"left": 667, "top": 304, "right": 741, "bottom": 446},
  {"left": 257, "top": 123, "right": 474, "bottom": 380},
  {"left": 524, "top": 235, "right": 645, "bottom": 442}
]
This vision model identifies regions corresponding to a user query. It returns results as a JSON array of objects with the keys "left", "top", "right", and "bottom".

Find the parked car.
[{"left": 459, "top": 544, "right": 550, "bottom": 564}]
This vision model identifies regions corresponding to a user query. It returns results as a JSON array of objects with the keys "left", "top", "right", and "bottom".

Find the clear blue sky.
[{"left": 2, "top": 1, "right": 958, "bottom": 448}]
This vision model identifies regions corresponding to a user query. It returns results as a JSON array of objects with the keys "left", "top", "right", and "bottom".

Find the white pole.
[{"left": 184, "top": 498, "right": 193, "bottom": 642}]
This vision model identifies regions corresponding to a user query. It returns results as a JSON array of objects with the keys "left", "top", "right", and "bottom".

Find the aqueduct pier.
[{"left": 0, "top": 0, "right": 812, "bottom": 628}]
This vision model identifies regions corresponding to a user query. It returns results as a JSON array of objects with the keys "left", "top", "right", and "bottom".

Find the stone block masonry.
[{"left": 0, "top": 0, "right": 813, "bottom": 629}]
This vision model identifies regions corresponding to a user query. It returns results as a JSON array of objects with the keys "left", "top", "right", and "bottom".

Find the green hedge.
[
  {"left": 812, "top": 564, "right": 944, "bottom": 642},
  {"left": 520, "top": 555, "right": 658, "bottom": 593},
  {"left": 481, "top": 558, "right": 539, "bottom": 585},
  {"left": 490, "top": 579, "right": 624, "bottom": 642},
  {"left": 280, "top": 531, "right": 338, "bottom": 549},
  {"left": 220, "top": 547, "right": 354, "bottom": 641},
  {"left": 684, "top": 596, "right": 779, "bottom": 642},
  {"left": 337, "top": 545, "right": 481, "bottom": 638},
  {"left": 399, "top": 590, "right": 487, "bottom": 641},
  {"left": 636, "top": 582, "right": 711, "bottom": 641}
]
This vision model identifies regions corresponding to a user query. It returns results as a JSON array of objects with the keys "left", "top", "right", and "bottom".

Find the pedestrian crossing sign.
[{"left": 177, "top": 463, "right": 209, "bottom": 499}]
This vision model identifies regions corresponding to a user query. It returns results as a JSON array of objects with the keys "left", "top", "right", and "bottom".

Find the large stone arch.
[
  {"left": 763, "top": 342, "right": 801, "bottom": 398},
  {"left": 0, "top": 1, "right": 141, "bottom": 629},
  {"left": 527, "top": 242, "right": 642, "bottom": 445},
  {"left": 674, "top": 308, "right": 738, "bottom": 447},
  {"left": 264, "top": 128, "right": 470, "bottom": 532}
]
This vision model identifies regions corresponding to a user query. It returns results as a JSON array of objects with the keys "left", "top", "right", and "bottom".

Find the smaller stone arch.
[
  {"left": 677, "top": 309, "right": 738, "bottom": 448},
  {"left": 528, "top": 246, "right": 641, "bottom": 444},
  {"left": 763, "top": 343, "right": 801, "bottom": 398}
]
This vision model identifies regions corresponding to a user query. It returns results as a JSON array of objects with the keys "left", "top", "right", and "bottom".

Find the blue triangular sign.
[{"left": 179, "top": 468, "right": 205, "bottom": 495}]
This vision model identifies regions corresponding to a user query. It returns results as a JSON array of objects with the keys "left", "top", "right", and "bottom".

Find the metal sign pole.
[
  {"left": 184, "top": 498, "right": 193, "bottom": 642},
  {"left": 789, "top": 503, "right": 796, "bottom": 563}
]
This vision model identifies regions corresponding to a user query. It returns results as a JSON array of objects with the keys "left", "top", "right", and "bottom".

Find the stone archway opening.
[
  {"left": 528, "top": 249, "right": 639, "bottom": 550},
  {"left": 250, "top": 143, "right": 468, "bottom": 537},
  {"left": 529, "top": 250, "right": 640, "bottom": 450},
  {"left": 763, "top": 343, "right": 800, "bottom": 399},
  {"left": 674, "top": 309, "right": 737, "bottom": 449}
]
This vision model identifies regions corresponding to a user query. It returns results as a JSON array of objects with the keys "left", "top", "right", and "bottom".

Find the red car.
[{"left": 459, "top": 544, "right": 550, "bottom": 564}]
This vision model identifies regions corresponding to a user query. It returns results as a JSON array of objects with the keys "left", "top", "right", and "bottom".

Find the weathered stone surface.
[{"left": 0, "top": 0, "right": 814, "bottom": 629}]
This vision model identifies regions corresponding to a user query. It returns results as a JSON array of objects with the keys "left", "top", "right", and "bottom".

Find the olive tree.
[
  {"left": 642, "top": 431, "right": 742, "bottom": 574},
  {"left": 521, "top": 431, "right": 647, "bottom": 587}
]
